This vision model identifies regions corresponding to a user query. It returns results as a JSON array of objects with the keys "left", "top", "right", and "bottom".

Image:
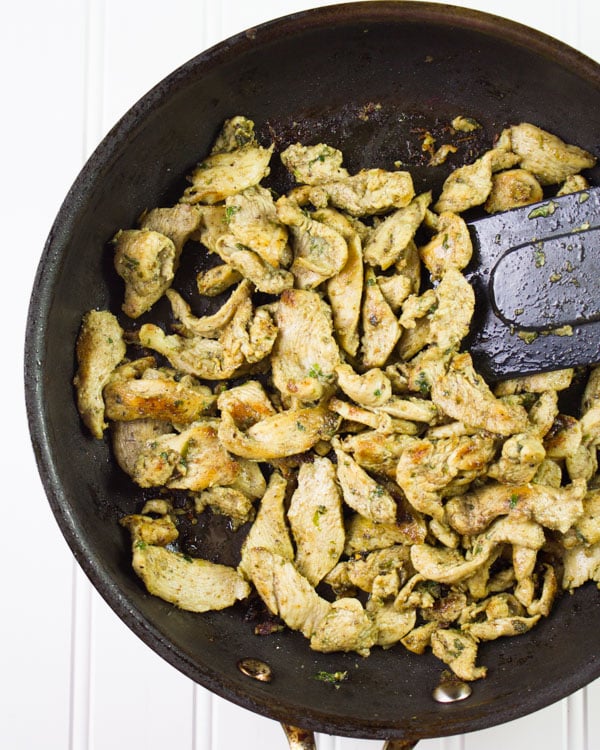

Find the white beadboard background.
[{"left": 5, "top": 1, "right": 600, "bottom": 748}]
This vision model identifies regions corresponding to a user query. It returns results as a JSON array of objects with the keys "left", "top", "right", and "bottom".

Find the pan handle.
[{"left": 281, "top": 724, "right": 419, "bottom": 749}]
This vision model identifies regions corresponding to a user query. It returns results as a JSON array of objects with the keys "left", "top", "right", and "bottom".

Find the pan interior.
[{"left": 25, "top": 2, "right": 600, "bottom": 741}]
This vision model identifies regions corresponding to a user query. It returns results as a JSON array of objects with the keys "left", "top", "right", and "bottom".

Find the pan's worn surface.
[{"left": 24, "top": 2, "right": 600, "bottom": 744}]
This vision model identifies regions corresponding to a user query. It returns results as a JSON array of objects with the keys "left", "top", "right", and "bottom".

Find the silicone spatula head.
[{"left": 464, "top": 187, "right": 600, "bottom": 381}]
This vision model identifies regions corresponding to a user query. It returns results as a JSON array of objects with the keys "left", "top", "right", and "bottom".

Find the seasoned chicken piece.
[
  {"left": 527, "top": 390, "right": 559, "bottom": 438},
  {"left": 226, "top": 186, "right": 290, "bottom": 268},
  {"left": 363, "top": 192, "right": 431, "bottom": 270},
  {"left": 373, "top": 395, "right": 438, "bottom": 424},
  {"left": 566, "top": 443, "right": 598, "bottom": 482},
  {"left": 303, "top": 168, "right": 415, "bottom": 217},
  {"left": 280, "top": 143, "right": 349, "bottom": 185},
  {"left": 410, "top": 542, "right": 491, "bottom": 585},
  {"left": 210, "top": 115, "right": 257, "bottom": 154},
  {"left": 581, "top": 366, "right": 600, "bottom": 447},
  {"left": 120, "top": 514, "right": 250, "bottom": 612},
  {"left": 462, "top": 599, "right": 540, "bottom": 640},
  {"left": 431, "top": 352, "right": 528, "bottom": 436},
  {"left": 111, "top": 418, "right": 172, "bottom": 476},
  {"left": 271, "top": 289, "right": 340, "bottom": 404},
  {"left": 242, "top": 305, "right": 278, "bottom": 364},
  {"left": 562, "top": 542, "right": 600, "bottom": 589},
  {"left": 104, "top": 365, "right": 215, "bottom": 424},
  {"left": 196, "top": 264, "right": 243, "bottom": 297},
  {"left": 139, "top": 203, "right": 201, "bottom": 257},
  {"left": 341, "top": 430, "right": 414, "bottom": 479},
  {"left": 418, "top": 211, "right": 473, "bottom": 280},
  {"left": 398, "top": 288, "right": 437, "bottom": 331},
  {"left": 420, "top": 590, "right": 468, "bottom": 625},
  {"left": 142, "top": 288, "right": 254, "bottom": 380},
  {"left": 334, "top": 445, "right": 397, "bottom": 524},
  {"left": 556, "top": 174, "right": 590, "bottom": 196},
  {"left": 563, "top": 489, "right": 600, "bottom": 547},
  {"left": 242, "top": 548, "right": 330, "bottom": 637},
  {"left": 325, "top": 545, "right": 410, "bottom": 595},
  {"left": 316, "top": 209, "right": 364, "bottom": 357},
  {"left": 181, "top": 143, "right": 274, "bottom": 204},
  {"left": 487, "top": 432, "right": 546, "bottom": 485},
  {"left": 310, "top": 598, "right": 377, "bottom": 656},
  {"left": 120, "top": 512, "right": 179, "bottom": 546},
  {"left": 430, "top": 629, "right": 487, "bottom": 681},
  {"left": 544, "top": 414, "right": 582, "bottom": 459},
  {"left": 132, "top": 419, "right": 241, "bottom": 491},
  {"left": 484, "top": 168, "right": 543, "bottom": 213},
  {"left": 506, "top": 123, "right": 596, "bottom": 185},
  {"left": 218, "top": 405, "right": 340, "bottom": 460},
  {"left": 361, "top": 267, "right": 401, "bottom": 368},
  {"left": 194, "top": 486, "right": 255, "bottom": 530},
  {"left": 494, "top": 368, "right": 573, "bottom": 396},
  {"left": 335, "top": 363, "right": 392, "bottom": 407},
  {"left": 217, "top": 380, "right": 276, "bottom": 429},
  {"left": 276, "top": 199, "right": 348, "bottom": 289},
  {"left": 433, "top": 148, "right": 518, "bottom": 214},
  {"left": 532, "top": 458, "right": 563, "bottom": 488},
  {"left": 113, "top": 229, "right": 177, "bottom": 318},
  {"left": 396, "top": 434, "right": 497, "bottom": 520},
  {"left": 228, "top": 458, "right": 267, "bottom": 501},
  {"left": 397, "top": 317, "right": 431, "bottom": 361},
  {"left": 343, "top": 507, "right": 427, "bottom": 555},
  {"left": 328, "top": 397, "right": 394, "bottom": 433},
  {"left": 368, "top": 601, "right": 417, "bottom": 648},
  {"left": 287, "top": 457, "right": 345, "bottom": 586},
  {"left": 166, "top": 279, "right": 252, "bottom": 338},
  {"left": 376, "top": 273, "right": 413, "bottom": 312},
  {"left": 214, "top": 233, "right": 294, "bottom": 294},
  {"left": 400, "top": 621, "right": 439, "bottom": 654},
  {"left": 73, "top": 310, "right": 126, "bottom": 438},
  {"left": 239, "top": 472, "right": 293, "bottom": 576},
  {"left": 429, "top": 268, "right": 475, "bottom": 351},
  {"left": 445, "top": 478, "right": 587, "bottom": 535}
]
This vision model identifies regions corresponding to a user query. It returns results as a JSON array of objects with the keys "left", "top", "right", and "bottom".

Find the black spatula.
[{"left": 464, "top": 186, "right": 600, "bottom": 381}]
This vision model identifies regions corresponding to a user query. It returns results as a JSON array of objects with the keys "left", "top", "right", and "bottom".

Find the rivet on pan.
[
  {"left": 237, "top": 657, "right": 273, "bottom": 683},
  {"left": 432, "top": 676, "right": 472, "bottom": 703}
]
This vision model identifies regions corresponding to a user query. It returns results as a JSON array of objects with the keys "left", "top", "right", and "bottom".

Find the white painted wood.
[{"left": 5, "top": 1, "right": 599, "bottom": 749}]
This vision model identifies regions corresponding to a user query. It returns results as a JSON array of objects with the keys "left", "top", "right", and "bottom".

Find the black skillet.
[{"left": 24, "top": 2, "right": 600, "bottom": 747}]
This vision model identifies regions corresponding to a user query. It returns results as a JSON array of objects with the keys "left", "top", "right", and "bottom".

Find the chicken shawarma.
[{"left": 74, "top": 114, "right": 599, "bottom": 681}]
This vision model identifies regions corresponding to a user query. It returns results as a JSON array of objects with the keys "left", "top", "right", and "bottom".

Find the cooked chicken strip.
[
  {"left": 557, "top": 174, "right": 590, "bottom": 195},
  {"left": 562, "top": 542, "right": 600, "bottom": 589},
  {"left": 276, "top": 196, "right": 348, "bottom": 289},
  {"left": 418, "top": 211, "right": 473, "bottom": 280},
  {"left": 111, "top": 418, "right": 172, "bottom": 476},
  {"left": 487, "top": 432, "right": 546, "bottom": 485},
  {"left": 343, "top": 504, "right": 427, "bottom": 555},
  {"left": 318, "top": 209, "right": 364, "bottom": 357},
  {"left": 304, "top": 168, "right": 415, "bottom": 217},
  {"left": 73, "top": 310, "right": 126, "bottom": 438},
  {"left": 506, "top": 123, "right": 596, "bottom": 185},
  {"left": 218, "top": 405, "right": 340, "bottom": 460},
  {"left": 334, "top": 445, "right": 397, "bottom": 524},
  {"left": 325, "top": 545, "right": 410, "bottom": 595},
  {"left": 335, "top": 363, "right": 392, "bottom": 407},
  {"left": 132, "top": 419, "right": 241, "bottom": 491},
  {"left": 104, "top": 366, "right": 215, "bottom": 424},
  {"left": 210, "top": 115, "right": 258, "bottom": 154},
  {"left": 242, "top": 547, "right": 330, "bottom": 637},
  {"left": 544, "top": 414, "right": 582, "bottom": 459},
  {"left": 194, "top": 486, "right": 255, "bottom": 530},
  {"left": 271, "top": 288, "right": 340, "bottom": 404},
  {"left": 341, "top": 430, "right": 414, "bottom": 479},
  {"left": 484, "top": 168, "right": 543, "bottom": 213},
  {"left": 120, "top": 514, "right": 250, "bottom": 612},
  {"left": 430, "top": 629, "right": 487, "bottom": 681},
  {"left": 113, "top": 229, "right": 176, "bottom": 318},
  {"left": 310, "top": 598, "right": 377, "bottom": 656},
  {"left": 494, "top": 368, "right": 573, "bottom": 396},
  {"left": 181, "top": 143, "right": 274, "bottom": 204},
  {"left": 166, "top": 279, "right": 252, "bottom": 338},
  {"left": 376, "top": 273, "right": 413, "bottom": 312},
  {"left": 226, "top": 186, "right": 290, "bottom": 268},
  {"left": 214, "top": 233, "right": 294, "bottom": 294},
  {"left": 287, "top": 457, "right": 345, "bottom": 585},
  {"left": 138, "top": 293, "right": 251, "bottom": 380},
  {"left": 361, "top": 267, "right": 401, "bottom": 369},
  {"left": 139, "top": 203, "right": 201, "bottom": 256},
  {"left": 196, "top": 264, "right": 243, "bottom": 297},
  {"left": 280, "top": 143, "right": 350, "bottom": 185},
  {"left": 445, "top": 478, "right": 587, "bottom": 535},
  {"left": 217, "top": 380, "right": 276, "bottom": 429},
  {"left": 239, "top": 472, "right": 293, "bottom": 576},
  {"left": 363, "top": 192, "right": 431, "bottom": 270},
  {"left": 581, "top": 366, "right": 600, "bottom": 447},
  {"left": 368, "top": 601, "right": 417, "bottom": 648},
  {"left": 429, "top": 268, "right": 475, "bottom": 351},
  {"left": 433, "top": 147, "right": 519, "bottom": 214},
  {"left": 431, "top": 352, "right": 529, "bottom": 436}
]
